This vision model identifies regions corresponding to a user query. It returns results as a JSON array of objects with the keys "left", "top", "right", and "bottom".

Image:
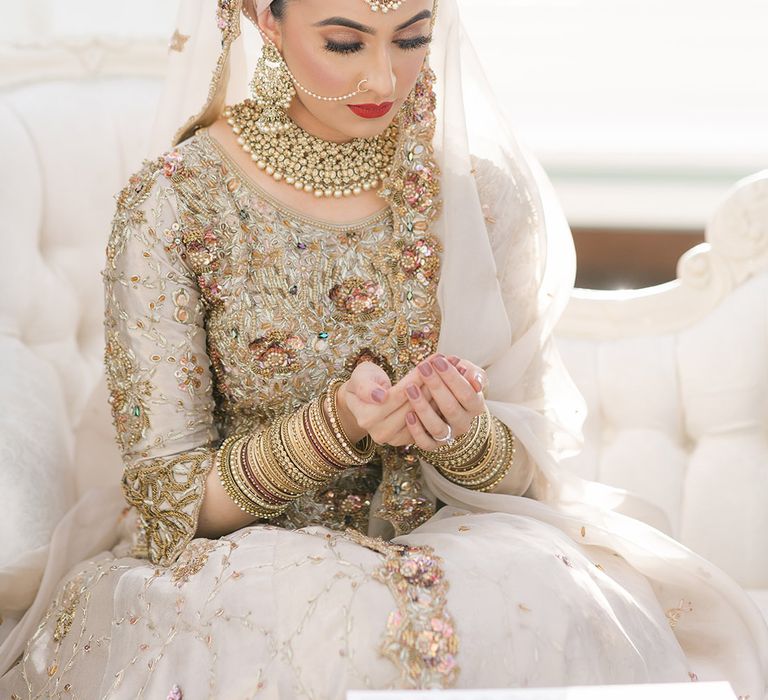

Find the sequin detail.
[{"left": 343, "top": 529, "right": 460, "bottom": 688}]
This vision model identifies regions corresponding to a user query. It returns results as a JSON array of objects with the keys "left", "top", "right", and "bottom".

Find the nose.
[{"left": 361, "top": 46, "right": 396, "bottom": 101}]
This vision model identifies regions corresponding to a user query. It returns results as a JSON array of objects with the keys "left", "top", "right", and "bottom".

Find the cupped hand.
[
  {"left": 401, "top": 353, "right": 488, "bottom": 452},
  {"left": 339, "top": 361, "right": 440, "bottom": 447}
]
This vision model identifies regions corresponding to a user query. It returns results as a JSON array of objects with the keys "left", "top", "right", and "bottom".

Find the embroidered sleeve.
[
  {"left": 469, "top": 154, "right": 539, "bottom": 496},
  {"left": 103, "top": 157, "right": 219, "bottom": 566}
]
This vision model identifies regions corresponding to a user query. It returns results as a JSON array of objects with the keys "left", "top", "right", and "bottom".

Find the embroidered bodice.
[{"left": 104, "top": 128, "right": 447, "bottom": 565}]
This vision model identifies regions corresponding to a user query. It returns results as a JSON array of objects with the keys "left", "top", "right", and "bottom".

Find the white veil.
[{"left": 1, "top": 0, "right": 766, "bottom": 693}]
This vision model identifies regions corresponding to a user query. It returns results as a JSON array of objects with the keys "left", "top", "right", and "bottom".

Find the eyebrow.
[{"left": 311, "top": 9, "right": 432, "bottom": 35}]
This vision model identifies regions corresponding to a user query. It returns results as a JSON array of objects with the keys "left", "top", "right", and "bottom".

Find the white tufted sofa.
[{"left": 1, "top": 41, "right": 766, "bottom": 627}]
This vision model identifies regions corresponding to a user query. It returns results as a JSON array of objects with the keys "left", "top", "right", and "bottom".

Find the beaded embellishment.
[
  {"left": 364, "top": 0, "right": 407, "bottom": 13},
  {"left": 343, "top": 528, "right": 460, "bottom": 687}
]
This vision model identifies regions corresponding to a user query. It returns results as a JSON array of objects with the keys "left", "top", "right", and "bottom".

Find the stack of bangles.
[
  {"left": 416, "top": 407, "right": 517, "bottom": 492},
  {"left": 216, "top": 378, "right": 375, "bottom": 519}
]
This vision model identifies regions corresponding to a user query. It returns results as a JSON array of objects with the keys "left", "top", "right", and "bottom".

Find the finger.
[
  {"left": 405, "top": 410, "right": 440, "bottom": 451},
  {"left": 415, "top": 357, "right": 474, "bottom": 431},
  {"left": 404, "top": 381, "right": 451, "bottom": 442},
  {"left": 346, "top": 389, "right": 419, "bottom": 443},
  {"left": 428, "top": 354, "right": 485, "bottom": 416}
]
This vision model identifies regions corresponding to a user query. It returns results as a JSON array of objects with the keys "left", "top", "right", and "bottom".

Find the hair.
[{"left": 268, "top": 0, "right": 288, "bottom": 20}]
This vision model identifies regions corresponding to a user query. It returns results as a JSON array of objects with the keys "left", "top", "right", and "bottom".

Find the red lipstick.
[{"left": 347, "top": 101, "right": 394, "bottom": 119}]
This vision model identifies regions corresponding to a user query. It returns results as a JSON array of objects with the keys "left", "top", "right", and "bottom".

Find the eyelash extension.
[
  {"left": 396, "top": 35, "right": 432, "bottom": 51},
  {"left": 324, "top": 40, "right": 365, "bottom": 55},
  {"left": 324, "top": 35, "right": 432, "bottom": 55}
]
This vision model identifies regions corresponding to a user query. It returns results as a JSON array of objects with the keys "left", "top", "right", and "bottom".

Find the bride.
[{"left": 1, "top": 0, "right": 766, "bottom": 696}]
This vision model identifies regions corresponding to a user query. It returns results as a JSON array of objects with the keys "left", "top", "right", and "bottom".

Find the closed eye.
[{"left": 324, "top": 35, "right": 432, "bottom": 55}]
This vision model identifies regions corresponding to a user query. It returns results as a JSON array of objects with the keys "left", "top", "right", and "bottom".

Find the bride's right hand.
[{"left": 338, "top": 361, "right": 433, "bottom": 447}]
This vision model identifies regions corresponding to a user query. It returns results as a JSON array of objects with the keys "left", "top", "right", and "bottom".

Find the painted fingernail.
[
  {"left": 406, "top": 384, "right": 420, "bottom": 400},
  {"left": 458, "top": 366, "right": 467, "bottom": 375},
  {"left": 371, "top": 388, "right": 386, "bottom": 403},
  {"left": 406, "top": 412, "right": 417, "bottom": 425},
  {"left": 475, "top": 372, "right": 484, "bottom": 388},
  {"left": 447, "top": 355, "right": 461, "bottom": 365},
  {"left": 418, "top": 362, "right": 433, "bottom": 377},
  {"left": 432, "top": 356, "right": 449, "bottom": 371}
]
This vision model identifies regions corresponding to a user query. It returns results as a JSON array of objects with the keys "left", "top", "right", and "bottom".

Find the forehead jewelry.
[{"left": 364, "top": 0, "right": 406, "bottom": 11}]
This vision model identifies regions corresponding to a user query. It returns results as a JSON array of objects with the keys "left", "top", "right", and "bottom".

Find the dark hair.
[{"left": 269, "top": 0, "right": 288, "bottom": 20}]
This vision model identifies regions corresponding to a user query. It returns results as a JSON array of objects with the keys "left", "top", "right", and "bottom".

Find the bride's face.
[{"left": 253, "top": 0, "right": 435, "bottom": 142}]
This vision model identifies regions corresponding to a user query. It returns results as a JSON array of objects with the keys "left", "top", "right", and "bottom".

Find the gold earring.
[{"left": 249, "top": 40, "right": 296, "bottom": 134}]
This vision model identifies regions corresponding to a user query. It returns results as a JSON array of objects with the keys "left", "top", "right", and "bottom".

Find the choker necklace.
[{"left": 224, "top": 99, "right": 400, "bottom": 199}]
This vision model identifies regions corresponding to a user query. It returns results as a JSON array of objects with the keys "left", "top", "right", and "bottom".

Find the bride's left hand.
[{"left": 398, "top": 353, "right": 488, "bottom": 451}]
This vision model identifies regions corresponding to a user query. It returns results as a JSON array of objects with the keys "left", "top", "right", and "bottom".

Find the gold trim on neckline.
[{"left": 198, "top": 128, "right": 392, "bottom": 233}]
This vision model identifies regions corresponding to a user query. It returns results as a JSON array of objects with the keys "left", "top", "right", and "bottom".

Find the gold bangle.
[
  {"left": 308, "top": 389, "right": 356, "bottom": 465},
  {"left": 324, "top": 378, "right": 375, "bottom": 464},
  {"left": 416, "top": 407, "right": 491, "bottom": 470},
  {"left": 283, "top": 405, "right": 340, "bottom": 482},
  {"left": 441, "top": 420, "right": 516, "bottom": 490},
  {"left": 236, "top": 433, "right": 292, "bottom": 510},
  {"left": 217, "top": 433, "right": 285, "bottom": 518},
  {"left": 302, "top": 399, "right": 349, "bottom": 472}
]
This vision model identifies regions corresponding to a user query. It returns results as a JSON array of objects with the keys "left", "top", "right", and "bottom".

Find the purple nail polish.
[
  {"left": 433, "top": 356, "right": 449, "bottom": 371},
  {"left": 406, "top": 384, "right": 420, "bottom": 400},
  {"left": 418, "top": 362, "right": 433, "bottom": 377},
  {"left": 406, "top": 412, "right": 417, "bottom": 425},
  {"left": 372, "top": 388, "right": 386, "bottom": 403}
]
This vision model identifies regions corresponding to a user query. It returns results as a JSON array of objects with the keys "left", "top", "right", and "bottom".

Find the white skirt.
[{"left": 0, "top": 504, "right": 700, "bottom": 699}]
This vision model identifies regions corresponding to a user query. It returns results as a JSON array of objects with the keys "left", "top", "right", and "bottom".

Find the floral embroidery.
[
  {"left": 403, "top": 169, "right": 440, "bottom": 214},
  {"left": 343, "top": 529, "right": 460, "bottom": 688},
  {"left": 248, "top": 330, "right": 305, "bottom": 377},
  {"left": 175, "top": 353, "right": 206, "bottom": 394},
  {"left": 170, "top": 539, "right": 222, "bottom": 586},
  {"left": 104, "top": 330, "right": 152, "bottom": 452},
  {"left": 401, "top": 237, "right": 439, "bottom": 287},
  {"left": 329, "top": 277, "right": 385, "bottom": 321}
]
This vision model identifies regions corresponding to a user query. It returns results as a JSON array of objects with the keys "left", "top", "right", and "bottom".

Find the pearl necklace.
[{"left": 224, "top": 99, "right": 400, "bottom": 199}]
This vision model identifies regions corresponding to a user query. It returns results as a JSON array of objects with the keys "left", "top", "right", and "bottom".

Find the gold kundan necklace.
[{"left": 224, "top": 99, "right": 400, "bottom": 199}]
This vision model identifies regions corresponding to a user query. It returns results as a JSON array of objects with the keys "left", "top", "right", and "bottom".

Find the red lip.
[{"left": 347, "top": 102, "right": 394, "bottom": 119}]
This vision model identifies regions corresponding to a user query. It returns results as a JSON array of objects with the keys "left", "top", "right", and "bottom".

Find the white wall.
[{"left": 459, "top": 0, "right": 768, "bottom": 229}]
